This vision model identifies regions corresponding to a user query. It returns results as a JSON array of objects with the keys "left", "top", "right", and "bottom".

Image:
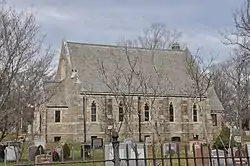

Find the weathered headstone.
[
  {"left": 234, "top": 149, "right": 247, "bottom": 166},
  {"left": 92, "top": 138, "right": 103, "bottom": 148},
  {"left": 192, "top": 142, "right": 209, "bottom": 166},
  {"left": 5, "top": 146, "right": 19, "bottom": 161},
  {"left": 124, "top": 138, "right": 133, "bottom": 144},
  {"left": 55, "top": 147, "right": 63, "bottom": 160},
  {"left": 38, "top": 145, "right": 44, "bottom": 153},
  {"left": 105, "top": 143, "right": 147, "bottom": 166},
  {"left": 28, "top": 145, "right": 38, "bottom": 161},
  {"left": 245, "top": 131, "right": 250, "bottom": 136},
  {"left": 210, "top": 149, "right": 226, "bottom": 166},
  {"left": 246, "top": 142, "right": 250, "bottom": 157},
  {"left": 194, "top": 143, "right": 202, "bottom": 166},
  {"left": 35, "top": 154, "right": 51, "bottom": 166},
  {"left": 163, "top": 142, "right": 177, "bottom": 155},
  {"left": 130, "top": 145, "right": 145, "bottom": 159}
]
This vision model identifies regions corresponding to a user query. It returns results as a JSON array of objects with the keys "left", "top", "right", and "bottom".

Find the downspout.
[
  {"left": 83, "top": 95, "right": 87, "bottom": 143},
  {"left": 138, "top": 96, "right": 142, "bottom": 142},
  {"left": 45, "top": 109, "right": 48, "bottom": 143}
]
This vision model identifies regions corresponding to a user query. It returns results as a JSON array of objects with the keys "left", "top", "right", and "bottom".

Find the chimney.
[
  {"left": 71, "top": 69, "right": 77, "bottom": 79},
  {"left": 171, "top": 42, "right": 180, "bottom": 50}
]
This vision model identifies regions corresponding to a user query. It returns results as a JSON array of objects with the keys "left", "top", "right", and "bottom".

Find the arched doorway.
[{"left": 171, "top": 136, "right": 181, "bottom": 142}]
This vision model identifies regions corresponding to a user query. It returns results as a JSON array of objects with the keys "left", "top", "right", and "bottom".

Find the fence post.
[
  {"left": 61, "top": 146, "right": 64, "bottom": 162},
  {"left": 112, "top": 131, "right": 120, "bottom": 166},
  {"left": 4, "top": 148, "right": 7, "bottom": 166}
]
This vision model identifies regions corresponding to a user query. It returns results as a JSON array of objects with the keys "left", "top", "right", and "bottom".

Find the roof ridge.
[{"left": 66, "top": 40, "right": 185, "bottom": 52}]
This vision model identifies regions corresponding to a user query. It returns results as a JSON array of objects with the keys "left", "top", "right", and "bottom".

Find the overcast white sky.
[{"left": 7, "top": 0, "right": 244, "bottom": 62}]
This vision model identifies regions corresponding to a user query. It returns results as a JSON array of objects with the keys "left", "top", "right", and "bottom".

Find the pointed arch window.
[
  {"left": 91, "top": 101, "right": 97, "bottom": 122},
  {"left": 193, "top": 104, "right": 198, "bottom": 122},
  {"left": 144, "top": 103, "right": 149, "bottom": 121},
  {"left": 107, "top": 99, "right": 112, "bottom": 115},
  {"left": 119, "top": 102, "right": 124, "bottom": 122},
  {"left": 169, "top": 102, "right": 174, "bottom": 122}
]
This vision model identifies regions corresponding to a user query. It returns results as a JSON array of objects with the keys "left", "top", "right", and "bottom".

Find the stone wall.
[{"left": 43, "top": 93, "right": 220, "bottom": 143}]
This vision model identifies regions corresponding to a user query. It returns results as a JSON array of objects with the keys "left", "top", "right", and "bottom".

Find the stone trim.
[
  {"left": 46, "top": 105, "right": 68, "bottom": 108},
  {"left": 47, "top": 132, "right": 79, "bottom": 135},
  {"left": 79, "top": 92, "right": 208, "bottom": 99}
]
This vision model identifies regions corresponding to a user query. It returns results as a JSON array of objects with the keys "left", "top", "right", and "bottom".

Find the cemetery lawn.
[
  {"left": 4, "top": 142, "right": 205, "bottom": 166},
  {"left": 5, "top": 150, "right": 199, "bottom": 166}
]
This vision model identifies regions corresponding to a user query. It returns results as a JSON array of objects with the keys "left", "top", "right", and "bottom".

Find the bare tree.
[
  {"left": 213, "top": 0, "right": 250, "bottom": 148},
  {"left": 134, "top": 23, "right": 181, "bottom": 143},
  {"left": 136, "top": 23, "right": 181, "bottom": 49},
  {"left": 223, "top": 0, "right": 250, "bottom": 58},
  {"left": 212, "top": 63, "right": 236, "bottom": 125},
  {"left": 98, "top": 42, "right": 143, "bottom": 140},
  {"left": 98, "top": 43, "right": 172, "bottom": 147},
  {"left": 0, "top": 6, "right": 55, "bottom": 141},
  {"left": 98, "top": 23, "right": 181, "bottom": 144},
  {"left": 118, "top": 23, "right": 182, "bottom": 50},
  {"left": 212, "top": 48, "right": 250, "bottom": 150},
  {"left": 224, "top": 49, "right": 249, "bottom": 130},
  {"left": 185, "top": 48, "right": 216, "bottom": 144}
]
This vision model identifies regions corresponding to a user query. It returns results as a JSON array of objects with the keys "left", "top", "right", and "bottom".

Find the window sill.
[
  {"left": 54, "top": 122, "right": 62, "bottom": 124},
  {"left": 141, "top": 121, "right": 150, "bottom": 124},
  {"left": 88, "top": 122, "right": 100, "bottom": 124}
]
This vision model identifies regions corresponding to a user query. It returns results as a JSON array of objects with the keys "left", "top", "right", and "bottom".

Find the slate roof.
[
  {"left": 207, "top": 87, "right": 224, "bottom": 111},
  {"left": 44, "top": 81, "right": 68, "bottom": 106},
  {"left": 63, "top": 41, "right": 224, "bottom": 111}
]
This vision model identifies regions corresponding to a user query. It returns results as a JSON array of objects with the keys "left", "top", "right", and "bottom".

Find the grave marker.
[
  {"left": 163, "top": 142, "right": 177, "bottom": 155},
  {"left": 246, "top": 142, "right": 250, "bottom": 157},
  {"left": 28, "top": 145, "right": 37, "bottom": 161},
  {"left": 104, "top": 143, "right": 147, "bottom": 166},
  {"left": 35, "top": 154, "right": 51, "bottom": 166},
  {"left": 5, "top": 146, "right": 20, "bottom": 161},
  {"left": 210, "top": 149, "right": 226, "bottom": 166}
]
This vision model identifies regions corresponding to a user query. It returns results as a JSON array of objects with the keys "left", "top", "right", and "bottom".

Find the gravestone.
[
  {"left": 124, "top": 138, "right": 133, "bottom": 144},
  {"left": 5, "top": 142, "right": 20, "bottom": 161},
  {"left": 37, "top": 145, "right": 45, "bottom": 155},
  {"left": 245, "top": 131, "right": 250, "bottom": 136},
  {"left": 28, "top": 145, "right": 38, "bottom": 161},
  {"left": 104, "top": 143, "right": 147, "bottom": 166},
  {"left": 163, "top": 142, "right": 177, "bottom": 155},
  {"left": 92, "top": 138, "right": 103, "bottom": 148},
  {"left": 210, "top": 149, "right": 226, "bottom": 166},
  {"left": 246, "top": 142, "right": 250, "bottom": 157},
  {"left": 234, "top": 149, "right": 247, "bottom": 166},
  {"left": 55, "top": 147, "right": 63, "bottom": 160},
  {"left": 35, "top": 154, "right": 51, "bottom": 166},
  {"left": 194, "top": 143, "right": 202, "bottom": 166},
  {"left": 192, "top": 142, "right": 209, "bottom": 166}
]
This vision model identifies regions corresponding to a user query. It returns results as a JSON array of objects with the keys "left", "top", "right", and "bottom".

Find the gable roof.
[
  {"left": 208, "top": 87, "right": 224, "bottom": 111},
  {"left": 44, "top": 81, "right": 68, "bottom": 106},
  {"left": 60, "top": 40, "right": 224, "bottom": 111},
  {"left": 66, "top": 41, "right": 195, "bottom": 96}
]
